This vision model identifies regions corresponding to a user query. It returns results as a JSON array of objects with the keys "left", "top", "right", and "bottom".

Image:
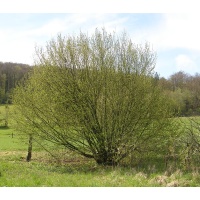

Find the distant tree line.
[
  {"left": 0, "top": 62, "right": 30, "bottom": 104},
  {"left": 158, "top": 71, "right": 200, "bottom": 116}
]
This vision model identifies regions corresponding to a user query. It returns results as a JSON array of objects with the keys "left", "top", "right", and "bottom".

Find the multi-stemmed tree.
[{"left": 13, "top": 28, "right": 173, "bottom": 165}]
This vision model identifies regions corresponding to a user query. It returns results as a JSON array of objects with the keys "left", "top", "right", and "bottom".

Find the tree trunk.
[
  {"left": 95, "top": 149, "right": 118, "bottom": 166},
  {"left": 26, "top": 134, "right": 33, "bottom": 162}
]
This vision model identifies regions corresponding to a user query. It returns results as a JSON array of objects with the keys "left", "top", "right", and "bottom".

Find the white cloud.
[
  {"left": 22, "top": 14, "right": 127, "bottom": 39},
  {"left": 87, "top": 15, "right": 129, "bottom": 34},
  {"left": 0, "top": 38, "right": 35, "bottom": 64},
  {"left": 145, "top": 13, "right": 200, "bottom": 52},
  {"left": 0, "top": 14, "right": 129, "bottom": 65},
  {"left": 24, "top": 19, "right": 67, "bottom": 37},
  {"left": 175, "top": 54, "right": 198, "bottom": 73}
]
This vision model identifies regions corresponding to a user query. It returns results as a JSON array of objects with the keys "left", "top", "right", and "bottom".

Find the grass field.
[
  {"left": 0, "top": 127, "right": 27, "bottom": 151},
  {"left": 1, "top": 157, "right": 199, "bottom": 187},
  {"left": 1, "top": 138, "right": 200, "bottom": 187},
  {"left": 1, "top": 105, "right": 200, "bottom": 186}
]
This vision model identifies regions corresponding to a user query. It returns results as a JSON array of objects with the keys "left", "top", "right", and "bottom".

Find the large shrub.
[{"left": 13, "top": 28, "right": 173, "bottom": 165}]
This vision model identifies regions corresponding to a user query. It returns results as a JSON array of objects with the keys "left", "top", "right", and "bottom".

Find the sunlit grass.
[
  {"left": 1, "top": 105, "right": 200, "bottom": 186},
  {"left": 0, "top": 127, "right": 27, "bottom": 151},
  {"left": 1, "top": 156, "right": 200, "bottom": 186}
]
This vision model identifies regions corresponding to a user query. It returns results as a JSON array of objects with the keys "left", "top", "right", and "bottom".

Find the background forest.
[{"left": 0, "top": 62, "right": 30, "bottom": 104}]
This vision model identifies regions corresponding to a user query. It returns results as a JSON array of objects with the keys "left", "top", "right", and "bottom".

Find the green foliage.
[
  {"left": 176, "top": 117, "right": 200, "bottom": 169},
  {"left": 158, "top": 71, "right": 200, "bottom": 116},
  {"left": 165, "top": 88, "right": 192, "bottom": 116},
  {"left": 0, "top": 62, "right": 30, "bottom": 104},
  {"left": 13, "top": 28, "right": 174, "bottom": 165},
  {"left": 158, "top": 117, "right": 200, "bottom": 171},
  {"left": 0, "top": 105, "right": 11, "bottom": 127}
]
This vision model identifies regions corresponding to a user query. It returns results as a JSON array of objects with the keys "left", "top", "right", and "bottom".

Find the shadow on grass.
[
  {"left": 0, "top": 126, "right": 9, "bottom": 130},
  {"left": 42, "top": 157, "right": 170, "bottom": 176},
  {"left": 1, "top": 149, "right": 183, "bottom": 177}
]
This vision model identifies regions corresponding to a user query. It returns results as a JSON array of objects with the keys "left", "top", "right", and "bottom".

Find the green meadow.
[{"left": 0, "top": 105, "right": 200, "bottom": 187}]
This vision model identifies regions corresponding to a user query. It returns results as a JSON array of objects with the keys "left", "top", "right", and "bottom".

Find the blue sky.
[{"left": 0, "top": 12, "right": 200, "bottom": 78}]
